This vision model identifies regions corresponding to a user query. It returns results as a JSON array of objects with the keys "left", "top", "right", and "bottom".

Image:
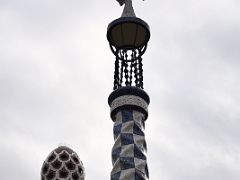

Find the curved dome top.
[
  {"left": 41, "top": 146, "right": 85, "bottom": 180},
  {"left": 107, "top": 17, "right": 150, "bottom": 49}
]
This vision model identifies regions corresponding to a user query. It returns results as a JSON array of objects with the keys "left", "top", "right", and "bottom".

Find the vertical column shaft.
[{"left": 108, "top": 87, "right": 150, "bottom": 180}]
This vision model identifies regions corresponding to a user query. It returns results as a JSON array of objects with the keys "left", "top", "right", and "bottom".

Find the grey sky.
[{"left": 0, "top": 0, "right": 240, "bottom": 179}]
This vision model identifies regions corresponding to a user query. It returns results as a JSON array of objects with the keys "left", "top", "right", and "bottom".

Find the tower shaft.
[
  {"left": 108, "top": 87, "right": 150, "bottom": 180},
  {"left": 111, "top": 110, "right": 148, "bottom": 179}
]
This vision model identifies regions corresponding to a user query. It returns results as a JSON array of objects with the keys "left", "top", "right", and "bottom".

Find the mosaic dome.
[{"left": 41, "top": 146, "right": 85, "bottom": 180}]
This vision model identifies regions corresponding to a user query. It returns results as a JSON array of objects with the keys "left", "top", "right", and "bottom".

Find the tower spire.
[
  {"left": 120, "top": 0, "right": 136, "bottom": 17},
  {"left": 107, "top": 1, "right": 150, "bottom": 179}
]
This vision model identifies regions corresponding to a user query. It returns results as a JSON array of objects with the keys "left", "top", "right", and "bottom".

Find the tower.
[{"left": 107, "top": 0, "right": 151, "bottom": 179}]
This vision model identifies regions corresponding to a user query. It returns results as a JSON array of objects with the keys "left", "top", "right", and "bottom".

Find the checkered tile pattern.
[{"left": 111, "top": 110, "right": 149, "bottom": 180}]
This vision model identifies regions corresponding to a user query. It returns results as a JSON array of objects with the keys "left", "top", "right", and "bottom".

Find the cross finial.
[
  {"left": 116, "top": 0, "right": 145, "bottom": 6},
  {"left": 116, "top": 0, "right": 145, "bottom": 17},
  {"left": 116, "top": 0, "right": 125, "bottom": 6}
]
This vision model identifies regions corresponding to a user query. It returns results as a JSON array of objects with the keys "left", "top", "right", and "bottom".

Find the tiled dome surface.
[{"left": 41, "top": 146, "right": 85, "bottom": 180}]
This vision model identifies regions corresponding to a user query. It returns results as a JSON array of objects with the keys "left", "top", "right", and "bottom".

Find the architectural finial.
[{"left": 116, "top": 0, "right": 145, "bottom": 17}]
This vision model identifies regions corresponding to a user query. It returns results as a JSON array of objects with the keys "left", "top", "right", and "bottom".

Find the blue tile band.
[
  {"left": 110, "top": 110, "right": 149, "bottom": 180},
  {"left": 109, "top": 87, "right": 150, "bottom": 180}
]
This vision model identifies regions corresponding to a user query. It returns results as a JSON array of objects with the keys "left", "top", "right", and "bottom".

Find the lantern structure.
[{"left": 107, "top": 0, "right": 151, "bottom": 179}]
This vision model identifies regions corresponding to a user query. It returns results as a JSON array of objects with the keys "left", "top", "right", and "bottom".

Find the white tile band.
[{"left": 110, "top": 95, "right": 148, "bottom": 114}]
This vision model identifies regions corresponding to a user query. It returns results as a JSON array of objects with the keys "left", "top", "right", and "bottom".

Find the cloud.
[{"left": 0, "top": 0, "right": 240, "bottom": 179}]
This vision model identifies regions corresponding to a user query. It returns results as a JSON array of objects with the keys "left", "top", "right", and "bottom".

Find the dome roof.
[{"left": 41, "top": 146, "right": 85, "bottom": 180}]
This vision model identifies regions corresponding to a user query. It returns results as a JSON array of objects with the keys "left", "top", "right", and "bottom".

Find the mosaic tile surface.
[
  {"left": 41, "top": 146, "right": 85, "bottom": 180},
  {"left": 111, "top": 110, "right": 149, "bottom": 180}
]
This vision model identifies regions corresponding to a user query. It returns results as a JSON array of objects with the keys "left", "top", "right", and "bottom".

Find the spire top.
[{"left": 116, "top": 0, "right": 145, "bottom": 17}]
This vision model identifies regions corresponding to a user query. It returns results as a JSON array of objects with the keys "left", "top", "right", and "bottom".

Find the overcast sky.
[{"left": 0, "top": 0, "right": 240, "bottom": 179}]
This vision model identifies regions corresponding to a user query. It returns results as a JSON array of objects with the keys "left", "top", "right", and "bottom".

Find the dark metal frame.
[
  {"left": 107, "top": 17, "right": 150, "bottom": 62},
  {"left": 107, "top": 17, "right": 150, "bottom": 90}
]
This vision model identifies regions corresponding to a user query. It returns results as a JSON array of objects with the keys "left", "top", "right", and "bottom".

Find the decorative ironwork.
[
  {"left": 113, "top": 48, "right": 145, "bottom": 90},
  {"left": 107, "top": 16, "right": 150, "bottom": 90}
]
